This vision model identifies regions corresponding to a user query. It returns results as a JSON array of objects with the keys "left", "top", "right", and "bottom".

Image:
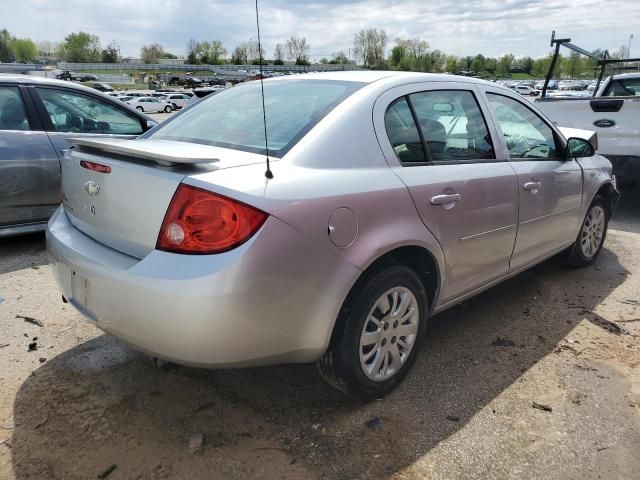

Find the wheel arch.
[
  {"left": 339, "top": 244, "right": 442, "bottom": 323},
  {"left": 593, "top": 181, "right": 620, "bottom": 217}
]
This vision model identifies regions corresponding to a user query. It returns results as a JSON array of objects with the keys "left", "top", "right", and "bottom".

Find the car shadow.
[
  {"left": 0, "top": 232, "right": 47, "bottom": 275},
  {"left": 9, "top": 247, "right": 629, "bottom": 479}
]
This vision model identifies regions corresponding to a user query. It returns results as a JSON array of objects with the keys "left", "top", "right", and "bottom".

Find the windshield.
[{"left": 147, "top": 79, "right": 364, "bottom": 157}]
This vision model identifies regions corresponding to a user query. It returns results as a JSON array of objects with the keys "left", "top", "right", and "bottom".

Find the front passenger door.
[{"left": 484, "top": 92, "right": 583, "bottom": 270}]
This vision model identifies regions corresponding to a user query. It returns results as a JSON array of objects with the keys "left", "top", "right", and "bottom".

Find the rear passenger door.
[
  {"left": 0, "top": 84, "right": 61, "bottom": 228},
  {"left": 374, "top": 83, "right": 518, "bottom": 303},
  {"left": 481, "top": 89, "right": 583, "bottom": 269}
]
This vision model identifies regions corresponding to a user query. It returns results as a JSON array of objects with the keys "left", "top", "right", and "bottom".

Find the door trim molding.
[
  {"left": 519, "top": 206, "right": 578, "bottom": 226},
  {"left": 459, "top": 223, "right": 516, "bottom": 242}
]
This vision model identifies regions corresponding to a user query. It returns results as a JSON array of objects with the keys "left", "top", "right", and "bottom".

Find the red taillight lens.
[
  {"left": 157, "top": 184, "right": 268, "bottom": 254},
  {"left": 80, "top": 160, "right": 111, "bottom": 174}
]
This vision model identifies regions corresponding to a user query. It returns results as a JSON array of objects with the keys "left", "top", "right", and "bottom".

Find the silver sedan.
[{"left": 47, "top": 72, "right": 619, "bottom": 400}]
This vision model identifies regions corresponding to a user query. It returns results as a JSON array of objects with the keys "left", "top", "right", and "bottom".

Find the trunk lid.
[{"left": 62, "top": 138, "right": 265, "bottom": 258}]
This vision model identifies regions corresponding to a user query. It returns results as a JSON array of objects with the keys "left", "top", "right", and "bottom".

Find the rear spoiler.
[{"left": 69, "top": 138, "right": 220, "bottom": 167}]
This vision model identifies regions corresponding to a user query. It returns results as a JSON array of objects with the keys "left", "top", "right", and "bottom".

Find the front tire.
[
  {"left": 164, "top": 105, "right": 172, "bottom": 113},
  {"left": 317, "top": 265, "right": 428, "bottom": 401},
  {"left": 136, "top": 106, "right": 143, "bottom": 112},
  {"left": 567, "top": 196, "right": 609, "bottom": 267}
]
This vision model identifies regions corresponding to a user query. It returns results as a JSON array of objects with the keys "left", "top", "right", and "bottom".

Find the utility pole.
[{"left": 629, "top": 34, "right": 634, "bottom": 58}]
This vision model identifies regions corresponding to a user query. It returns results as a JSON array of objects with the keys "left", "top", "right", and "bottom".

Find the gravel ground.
[{"left": 0, "top": 188, "right": 638, "bottom": 480}]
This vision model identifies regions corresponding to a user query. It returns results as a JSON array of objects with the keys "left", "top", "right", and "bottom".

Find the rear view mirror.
[
  {"left": 432, "top": 102, "right": 454, "bottom": 113},
  {"left": 566, "top": 137, "right": 595, "bottom": 158}
]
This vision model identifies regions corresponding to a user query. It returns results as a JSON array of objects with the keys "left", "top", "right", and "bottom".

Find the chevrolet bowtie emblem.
[{"left": 84, "top": 181, "right": 100, "bottom": 196}]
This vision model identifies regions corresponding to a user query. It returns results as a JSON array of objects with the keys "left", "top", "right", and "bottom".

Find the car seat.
[
  {"left": 419, "top": 118, "right": 446, "bottom": 161},
  {"left": 466, "top": 114, "right": 494, "bottom": 159}
]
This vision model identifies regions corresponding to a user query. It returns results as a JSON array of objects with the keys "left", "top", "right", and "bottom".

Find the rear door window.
[
  {"left": 36, "top": 88, "right": 144, "bottom": 135},
  {"left": 384, "top": 97, "right": 426, "bottom": 164},
  {"left": 602, "top": 77, "right": 640, "bottom": 96},
  {"left": 409, "top": 90, "right": 495, "bottom": 162},
  {"left": 0, "top": 86, "right": 31, "bottom": 131}
]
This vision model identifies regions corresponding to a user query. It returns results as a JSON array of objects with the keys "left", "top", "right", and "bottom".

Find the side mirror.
[
  {"left": 145, "top": 120, "right": 159, "bottom": 131},
  {"left": 566, "top": 137, "right": 595, "bottom": 158}
]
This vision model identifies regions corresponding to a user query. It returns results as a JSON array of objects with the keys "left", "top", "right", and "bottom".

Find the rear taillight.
[{"left": 157, "top": 184, "right": 268, "bottom": 254}]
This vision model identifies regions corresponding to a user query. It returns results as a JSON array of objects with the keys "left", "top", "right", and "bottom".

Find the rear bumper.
[{"left": 46, "top": 207, "right": 360, "bottom": 367}]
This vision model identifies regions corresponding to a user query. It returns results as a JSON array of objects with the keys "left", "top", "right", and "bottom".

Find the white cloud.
[{"left": 3, "top": 0, "right": 639, "bottom": 59}]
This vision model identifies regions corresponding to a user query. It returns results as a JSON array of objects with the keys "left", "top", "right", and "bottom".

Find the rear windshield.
[{"left": 147, "top": 79, "right": 364, "bottom": 157}]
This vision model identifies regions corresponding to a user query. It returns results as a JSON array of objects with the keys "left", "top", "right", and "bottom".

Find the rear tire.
[
  {"left": 317, "top": 265, "right": 428, "bottom": 401},
  {"left": 567, "top": 196, "right": 609, "bottom": 267}
]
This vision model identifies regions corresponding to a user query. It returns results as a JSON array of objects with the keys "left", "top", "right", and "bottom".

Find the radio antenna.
[{"left": 255, "top": 0, "right": 273, "bottom": 179}]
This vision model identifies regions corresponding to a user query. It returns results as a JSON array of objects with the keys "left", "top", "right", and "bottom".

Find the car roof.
[
  {"left": 0, "top": 73, "right": 99, "bottom": 91},
  {"left": 610, "top": 72, "right": 640, "bottom": 80},
  {"left": 262, "top": 70, "right": 500, "bottom": 89}
]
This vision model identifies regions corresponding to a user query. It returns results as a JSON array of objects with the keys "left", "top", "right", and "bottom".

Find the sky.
[{"left": 3, "top": 0, "right": 639, "bottom": 60}]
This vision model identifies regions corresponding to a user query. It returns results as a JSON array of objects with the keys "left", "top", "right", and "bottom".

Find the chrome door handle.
[
  {"left": 430, "top": 193, "right": 461, "bottom": 207},
  {"left": 523, "top": 181, "right": 542, "bottom": 192}
]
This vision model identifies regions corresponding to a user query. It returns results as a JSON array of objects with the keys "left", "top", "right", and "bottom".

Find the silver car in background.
[
  {"left": 47, "top": 72, "right": 619, "bottom": 400},
  {"left": 0, "top": 75, "right": 156, "bottom": 237}
]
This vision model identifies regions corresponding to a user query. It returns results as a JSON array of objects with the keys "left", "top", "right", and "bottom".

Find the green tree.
[
  {"left": 101, "top": 41, "right": 119, "bottom": 63},
  {"left": 389, "top": 45, "right": 405, "bottom": 67},
  {"left": 186, "top": 38, "right": 198, "bottom": 64},
  {"left": 207, "top": 41, "right": 226, "bottom": 64},
  {"left": 331, "top": 51, "right": 348, "bottom": 64},
  {"left": 521, "top": 56, "right": 534, "bottom": 74},
  {"left": 10, "top": 38, "right": 37, "bottom": 62},
  {"left": 60, "top": 32, "right": 101, "bottom": 62},
  {"left": 0, "top": 29, "right": 13, "bottom": 62},
  {"left": 496, "top": 53, "right": 515, "bottom": 77},
  {"left": 140, "top": 43, "right": 164, "bottom": 63},
  {"left": 445, "top": 55, "right": 457, "bottom": 73},
  {"left": 471, "top": 54, "right": 486, "bottom": 74},
  {"left": 430, "top": 50, "right": 446, "bottom": 72}
]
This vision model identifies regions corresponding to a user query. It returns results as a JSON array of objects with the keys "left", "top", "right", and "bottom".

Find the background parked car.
[
  {"left": 514, "top": 85, "right": 540, "bottom": 96},
  {"left": 127, "top": 96, "right": 173, "bottom": 113},
  {"left": 0, "top": 75, "right": 157, "bottom": 237},
  {"left": 164, "top": 93, "right": 191, "bottom": 110},
  {"left": 88, "top": 82, "right": 113, "bottom": 92}
]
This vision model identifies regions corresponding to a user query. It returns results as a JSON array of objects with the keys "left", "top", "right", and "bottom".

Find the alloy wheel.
[
  {"left": 580, "top": 205, "right": 605, "bottom": 259},
  {"left": 359, "top": 287, "right": 419, "bottom": 382}
]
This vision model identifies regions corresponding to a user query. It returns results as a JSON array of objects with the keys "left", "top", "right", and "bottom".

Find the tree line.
[{"left": 1, "top": 27, "right": 633, "bottom": 79}]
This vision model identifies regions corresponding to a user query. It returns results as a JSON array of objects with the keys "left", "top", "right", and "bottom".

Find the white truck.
[{"left": 533, "top": 32, "right": 640, "bottom": 184}]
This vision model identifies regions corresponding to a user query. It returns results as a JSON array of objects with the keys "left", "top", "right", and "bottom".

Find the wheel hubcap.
[
  {"left": 359, "top": 287, "right": 419, "bottom": 382},
  {"left": 580, "top": 205, "right": 605, "bottom": 259}
]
